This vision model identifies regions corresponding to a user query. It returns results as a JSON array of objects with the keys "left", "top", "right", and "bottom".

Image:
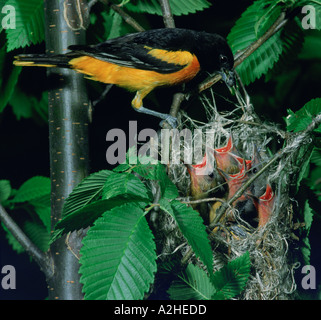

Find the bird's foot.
[{"left": 159, "top": 115, "right": 177, "bottom": 128}]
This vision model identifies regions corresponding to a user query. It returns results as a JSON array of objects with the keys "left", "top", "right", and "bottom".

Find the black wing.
[{"left": 68, "top": 29, "right": 196, "bottom": 74}]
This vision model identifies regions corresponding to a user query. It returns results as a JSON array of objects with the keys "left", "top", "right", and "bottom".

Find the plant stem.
[
  {"left": 99, "top": 0, "right": 145, "bottom": 32},
  {"left": 198, "top": 12, "right": 288, "bottom": 93},
  {"left": 0, "top": 204, "right": 53, "bottom": 279},
  {"left": 158, "top": 0, "right": 175, "bottom": 28}
]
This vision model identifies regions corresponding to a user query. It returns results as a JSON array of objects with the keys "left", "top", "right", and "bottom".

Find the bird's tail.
[{"left": 13, "top": 54, "right": 74, "bottom": 68}]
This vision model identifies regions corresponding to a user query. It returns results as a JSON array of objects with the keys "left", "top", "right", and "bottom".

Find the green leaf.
[
  {"left": 303, "top": 200, "right": 314, "bottom": 235},
  {"left": 79, "top": 203, "right": 157, "bottom": 300},
  {"left": 156, "top": 164, "right": 179, "bottom": 199},
  {"left": 9, "top": 87, "right": 48, "bottom": 121},
  {"left": 125, "top": 0, "right": 211, "bottom": 16},
  {"left": 211, "top": 252, "right": 251, "bottom": 300},
  {"left": 227, "top": 0, "right": 285, "bottom": 85},
  {"left": 168, "top": 264, "right": 215, "bottom": 300},
  {"left": 23, "top": 220, "right": 50, "bottom": 252},
  {"left": 286, "top": 98, "right": 321, "bottom": 133},
  {"left": 0, "top": 180, "right": 11, "bottom": 203},
  {"left": 311, "top": 147, "right": 321, "bottom": 166},
  {"left": 132, "top": 162, "right": 158, "bottom": 180},
  {"left": 1, "top": 222, "right": 25, "bottom": 254},
  {"left": 29, "top": 194, "right": 51, "bottom": 232},
  {"left": 265, "top": 19, "right": 304, "bottom": 82},
  {"left": 300, "top": 32, "right": 321, "bottom": 60},
  {"left": 102, "top": 172, "right": 150, "bottom": 201},
  {"left": 107, "top": 11, "right": 124, "bottom": 40},
  {"left": 52, "top": 196, "right": 149, "bottom": 242},
  {"left": 5, "top": 0, "right": 45, "bottom": 51},
  {"left": 87, "top": 7, "right": 135, "bottom": 44},
  {"left": 295, "top": 149, "right": 313, "bottom": 193},
  {"left": 301, "top": 236, "right": 311, "bottom": 266},
  {"left": 9, "top": 85, "right": 33, "bottom": 119},
  {"left": 62, "top": 170, "right": 112, "bottom": 218},
  {"left": 0, "top": 47, "right": 22, "bottom": 113},
  {"left": 162, "top": 200, "right": 213, "bottom": 275},
  {"left": 113, "top": 163, "right": 131, "bottom": 173},
  {"left": 0, "top": 42, "right": 6, "bottom": 88},
  {"left": 11, "top": 176, "right": 50, "bottom": 203}
]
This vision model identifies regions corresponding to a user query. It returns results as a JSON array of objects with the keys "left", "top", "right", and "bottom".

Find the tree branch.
[
  {"left": 158, "top": 0, "right": 175, "bottom": 28},
  {"left": 99, "top": 0, "right": 145, "bottom": 32},
  {"left": 198, "top": 12, "right": 288, "bottom": 93},
  {"left": 0, "top": 204, "right": 53, "bottom": 279}
]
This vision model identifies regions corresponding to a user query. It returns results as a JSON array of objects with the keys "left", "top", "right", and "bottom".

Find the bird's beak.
[{"left": 219, "top": 68, "right": 235, "bottom": 88}]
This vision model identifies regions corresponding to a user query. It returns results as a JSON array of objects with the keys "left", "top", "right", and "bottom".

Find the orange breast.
[{"left": 68, "top": 52, "right": 200, "bottom": 92}]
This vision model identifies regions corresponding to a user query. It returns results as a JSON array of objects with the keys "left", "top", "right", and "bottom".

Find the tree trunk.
[{"left": 44, "top": 0, "right": 90, "bottom": 300}]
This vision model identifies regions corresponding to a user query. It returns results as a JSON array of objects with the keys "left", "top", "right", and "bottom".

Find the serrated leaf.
[
  {"left": 23, "top": 220, "right": 50, "bottom": 252},
  {"left": 159, "top": 198, "right": 174, "bottom": 215},
  {"left": 5, "top": 0, "right": 45, "bottom": 51},
  {"left": 156, "top": 164, "right": 179, "bottom": 199},
  {"left": 311, "top": 148, "right": 321, "bottom": 166},
  {"left": 52, "top": 196, "right": 149, "bottom": 242},
  {"left": 211, "top": 252, "right": 251, "bottom": 300},
  {"left": 11, "top": 176, "right": 50, "bottom": 203},
  {"left": 132, "top": 162, "right": 158, "bottom": 180},
  {"left": 300, "top": 32, "right": 321, "bottom": 60},
  {"left": 62, "top": 170, "right": 112, "bottom": 218},
  {"left": 166, "top": 200, "right": 213, "bottom": 275},
  {"left": 1, "top": 222, "right": 24, "bottom": 254},
  {"left": 265, "top": 18, "right": 304, "bottom": 82},
  {"left": 286, "top": 98, "right": 321, "bottom": 133},
  {"left": 168, "top": 264, "right": 215, "bottom": 300},
  {"left": 125, "top": 0, "right": 211, "bottom": 16},
  {"left": 79, "top": 203, "right": 157, "bottom": 300},
  {"left": 227, "top": 0, "right": 285, "bottom": 85},
  {"left": 295, "top": 149, "right": 313, "bottom": 193},
  {"left": 102, "top": 172, "right": 150, "bottom": 201},
  {"left": 301, "top": 236, "right": 311, "bottom": 266},
  {"left": 0, "top": 180, "right": 11, "bottom": 203},
  {"left": 113, "top": 163, "right": 131, "bottom": 173},
  {"left": 29, "top": 194, "right": 51, "bottom": 232}
]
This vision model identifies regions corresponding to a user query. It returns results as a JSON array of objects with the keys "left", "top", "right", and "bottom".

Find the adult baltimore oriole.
[{"left": 13, "top": 28, "right": 235, "bottom": 127}]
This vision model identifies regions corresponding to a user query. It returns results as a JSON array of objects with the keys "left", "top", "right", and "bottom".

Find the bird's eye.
[{"left": 220, "top": 55, "right": 228, "bottom": 64}]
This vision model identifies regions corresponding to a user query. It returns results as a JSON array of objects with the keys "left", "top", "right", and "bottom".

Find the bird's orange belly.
[{"left": 69, "top": 55, "right": 200, "bottom": 92}]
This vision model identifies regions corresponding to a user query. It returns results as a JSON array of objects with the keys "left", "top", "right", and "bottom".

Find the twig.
[
  {"left": 99, "top": 0, "right": 145, "bottom": 32},
  {"left": 169, "top": 92, "right": 185, "bottom": 118},
  {"left": 234, "top": 12, "right": 287, "bottom": 68},
  {"left": 198, "top": 12, "right": 288, "bottom": 93},
  {"left": 181, "top": 197, "right": 225, "bottom": 205},
  {"left": 0, "top": 204, "right": 54, "bottom": 279},
  {"left": 158, "top": 0, "right": 175, "bottom": 28}
]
